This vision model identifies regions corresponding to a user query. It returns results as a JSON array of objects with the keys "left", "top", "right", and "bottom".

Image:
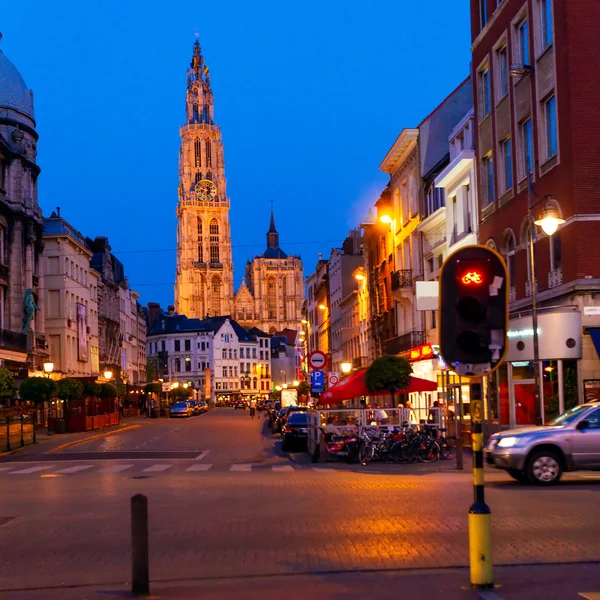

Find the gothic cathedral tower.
[{"left": 175, "top": 38, "right": 234, "bottom": 318}]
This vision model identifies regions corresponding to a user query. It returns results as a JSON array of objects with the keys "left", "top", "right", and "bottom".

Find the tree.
[
  {"left": 297, "top": 381, "right": 311, "bottom": 400},
  {"left": 365, "top": 355, "right": 412, "bottom": 407},
  {"left": 116, "top": 383, "right": 127, "bottom": 398},
  {"left": 144, "top": 382, "right": 162, "bottom": 394},
  {"left": 0, "top": 368, "right": 17, "bottom": 405},
  {"left": 98, "top": 383, "right": 118, "bottom": 398},
  {"left": 19, "top": 377, "right": 57, "bottom": 405},
  {"left": 82, "top": 381, "right": 101, "bottom": 398},
  {"left": 57, "top": 378, "right": 84, "bottom": 402},
  {"left": 170, "top": 386, "right": 192, "bottom": 400}
]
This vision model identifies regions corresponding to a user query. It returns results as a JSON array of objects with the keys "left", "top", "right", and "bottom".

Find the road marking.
[
  {"left": 0, "top": 466, "right": 16, "bottom": 472},
  {"left": 577, "top": 475, "right": 600, "bottom": 480},
  {"left": 230, "top": 464, "right": 252, "bottom": 472},
  {"left": 52, "top": 465, "right": 95, "bottom": 474},
  {"left": 142, "top": 464, "right": 173, "bottom": 472},
  {"left": 580, "top": 593, "right": 600, "bottom": 599},
  {"left": 9, "top": 466, "right": 55, "bottom": 474},
  {"left": 186, "top": 464, "right": 212, "bottom": 472},
  {"left": 98, "top": 464, "right": 135, "bottom": 473},
  {"left": 272, "top": 465, "right": 294, "bottom": 472},
  {"left": 195, "top": 450, "right": 210, "bottom": 461}
]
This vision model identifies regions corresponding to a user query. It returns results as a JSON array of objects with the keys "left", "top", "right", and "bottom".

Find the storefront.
[{"left": 491, "top": 309, "right": 582, "bottom": 428}]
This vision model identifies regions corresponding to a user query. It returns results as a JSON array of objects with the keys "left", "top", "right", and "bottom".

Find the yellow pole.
[{"left": 469, "top": 380, "right": 493, "bottom": 588}]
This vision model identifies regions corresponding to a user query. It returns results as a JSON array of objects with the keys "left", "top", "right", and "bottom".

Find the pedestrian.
[
  {"left": 249, "top": 397, "right": 257, "bottom": 418},
  {"left": 405, "top": 400, "right": 418, "bottom": 425},
  {"left": 428, "top": 400, "right": 440, "bottom": 424},
  {"left": 374, "top": 403, "right": 389, "bottom": 425}
]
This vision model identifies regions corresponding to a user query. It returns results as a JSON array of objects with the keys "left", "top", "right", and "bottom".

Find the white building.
[
  {"left": 118, "top": 285, "right": 147, "bottom": 385},
  {"left": 146, "top": 314, "right": 271, "bottom": 403}
]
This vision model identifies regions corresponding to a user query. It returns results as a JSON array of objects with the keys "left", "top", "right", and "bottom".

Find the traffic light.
[{"left": 439, "top": 245, "right": 508, "bottom": 378}]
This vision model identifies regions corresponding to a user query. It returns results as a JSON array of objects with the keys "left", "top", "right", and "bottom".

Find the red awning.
[{"left": 319, "top": 369, "right": 437, "bottom": 404}]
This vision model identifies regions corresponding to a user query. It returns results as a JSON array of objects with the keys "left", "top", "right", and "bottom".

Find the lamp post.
[
  {"left": 527, "top": 161, "right": 564, "bottom": 425},
  {"left": 43, "top": 362, "right": 54, "bottom": 379},
  {"left": 341, "top": 361, "right": 352, "bottom": 375}
]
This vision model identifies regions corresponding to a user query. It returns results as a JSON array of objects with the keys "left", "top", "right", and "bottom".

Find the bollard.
[
  {"left": 20, "top": 414, "right": 24, "bottom": 447},
  {"left": 318, "top": 431, "right": 328, "bottom": 463},
  {"left": 468, "top": 384, "right": 493, "bottom": 588},
  {"left": 131, "top": 494, "right": 150, "bottom": 596}
]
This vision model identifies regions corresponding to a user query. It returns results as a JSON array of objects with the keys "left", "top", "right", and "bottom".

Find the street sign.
[
  {"left": 311, "top": 370, "right": 325, "bottom": 393},
  {"left": 328, "top": 372, "right": 340, "bottom": 386},
  {"left": 308, "top": 350, "right": 327, "bottom": 370}
]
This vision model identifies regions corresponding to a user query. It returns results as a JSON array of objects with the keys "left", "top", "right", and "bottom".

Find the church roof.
[
  {"left": 262, "top": 247, "right": 288, "bottom": 259},
  {"left": 0, "top": 48, "right": 34, "bottom": 118},
  {"left": 262, "top": 209, "right": 288, "bottom": 259}
]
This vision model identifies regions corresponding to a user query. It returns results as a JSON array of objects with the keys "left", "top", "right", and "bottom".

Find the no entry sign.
[{"left": 308, "top": 350, "right": 327, "bottom": 370}]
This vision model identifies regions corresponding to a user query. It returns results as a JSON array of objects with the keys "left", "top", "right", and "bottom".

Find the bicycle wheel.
[
  {"left": 416, "top": 439, "right": 440, "bottom": 463},
  {"left": 359, "top": 443, "right": 373, "bottom": 466},
  {"left": 439, "top": 438, "right": 456, "bottom": 460}
]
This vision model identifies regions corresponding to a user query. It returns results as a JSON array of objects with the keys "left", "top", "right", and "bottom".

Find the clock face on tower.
[{"left": 195, "top": 179, "right": 217, "bottom": 201}]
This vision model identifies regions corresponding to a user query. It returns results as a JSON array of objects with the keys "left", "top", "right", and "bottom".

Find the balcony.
[
  {"left": 383, "top": 330, "right": 425, "bottom": 355},
  {"left": 525, "top": 279, "right": 538, "bottom": 298},
  {"left": 391, "top": 269, "right": 413, "bottom": 291},
  {"left": 548, "top": 267, "right": 563, "bottom": 289},
  {"left": 509, "top": 286, "right": 517, "bottom": 303},
  {"left": 0, "top": 329, "right": 28, "bottom": 353}
]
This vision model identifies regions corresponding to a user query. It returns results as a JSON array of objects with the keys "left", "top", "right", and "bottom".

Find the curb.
[{"left": 47, "top": 424, "right": 144, "bottom": 454}]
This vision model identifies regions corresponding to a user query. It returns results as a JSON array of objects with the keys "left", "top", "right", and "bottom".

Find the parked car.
[
  {"left": 197, "top": 400, "right": 208, "bottom": 413},
  {"left": 170, "top": 401, "right": 194, "bottom": 418},
  {"left": 281, "top": 411, "right": 309, "bottom": 452},
  {"left": 273, "top": 405, "right": 308, "bottom": 434},
  {"left": 485, "top": 403, "right": 600, "bottom": 485},
  {"left": 272, "top": 407, "right": 288, "bottom": 433},
  {"left": 234, "top": 399, "right": 246, "bottom": 410}
]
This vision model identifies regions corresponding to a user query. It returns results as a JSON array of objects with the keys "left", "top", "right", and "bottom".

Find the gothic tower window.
[
  {"left": 203, "top": 105, "right": 209, "bottom": 124},
  {"left": 281, "top": 277, "right": 288, "bottom": 320},
  {"left": 197, "top": 217, "right": 203, "bottom": 262},
  {"left": 193, "top": 104, "right": 199, "bottom": 123},
  {"left": 209, "top": 219, "right": 220, "bottom": 263},
  {"left": 266, "top": 277, "right": 277, "bottom": 320},
  {"left": 194, "top": 172, "right": 202, "bottom": 187},
  {"left": 211, "top": 276, "right": 221, "bottom": 316},
  {"left": 205, "top": 140, "right": 212, "bottom": 168},
  {"left": 194, "top": 139, "right": 201, "bottom": 167}
]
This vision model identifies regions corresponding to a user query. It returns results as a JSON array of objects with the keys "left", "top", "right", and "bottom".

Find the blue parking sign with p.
[{"left": 311, "top": 370, "right": 325, "bottom": 393}]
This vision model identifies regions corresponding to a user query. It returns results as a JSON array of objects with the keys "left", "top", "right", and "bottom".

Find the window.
[
  {"left": 194, "top": 139, "right": 201, "bottom": 167},
  {"left": 497, "top": 45, "right": 508, "bottom": 98},
  {"left": 540, "top": 0, "right": 553, "bottom": 49},
  {"left": 233, "top": 349, "right": 237, "bottom": 359},
  {"left": 201, "top": 341, "right": 206, "bottom": 351},
  {"left": 505, "top": 234, "right": 517, "bottom": 284},
  {"left": 482, "top": 154, "right": 494, "bottom": 207},
  {"left": 500, "top": 138, "right": 512, "bottom": 191},
  {"left": 480, "top": 67, "right": 491, "bottom": 117},
  {"left": 222, "top": 348, "right": 227, "bottom": 359},
  {"left": 175, "top": 358, "right": 181, "bottom": 372},
  {"left": 517, "top": 19, "right": 530, "bottom": 65},
  {"left": 480, "top": 0, "right": 487, "bottom": 28},
  {"left": 228, "top": 349, "right": 232, "bottom": 359},
  {"left": 425, "top": 185, "right": 445, "bottom": 216},
  {"left": 161, "top": 340, "right": 166, "bottom": 352},
  {"left": 205, "top": 140, "right": 212, "bottom": 168},
  {"left": 266, "top": 277, "right": 277, "bottom": 320},
  {"left": 451, "top": 196, "right": 457, "bottom": 241},
  {"left": 185, "top": 358, "right": 191, "bottom": 372},
  {"left": 185, "top": 339, "right": 191, "bottom": 351},
  {"left": 211, "top": 277, "right": 221, "bottom": 316},
  {"left": 209, "top": 219, "right": 220, "bottom": 263},
  {"left": 240, "top": 348, "right": 244, "bottom": 358},
  {"left": 252, "top": 348, "right": 257, "bottom": 359},
  {"left": 550, "top": 230, "right": 562, "bottom": 270},
  {"left": 544, "top": 96, "right": 557, "bottom": 158},
  {"left": 174, "top": 340, "right": 181, "bottom": 352},
  {"left": 197, "top": 218, "right": 203, "bottom": 262},
  {"left": 521, "top": 119, "right": 534, "bottom": 176},
  {"left": 260, "top": 350, "right": 264, "bottom": 360}
]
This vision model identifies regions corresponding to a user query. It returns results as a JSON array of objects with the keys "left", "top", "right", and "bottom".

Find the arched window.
[
  {"left": 486, "top": 239, "right": 496, "bottom": 250},
  {"left": 194, "top": 172, "right": 202, "bottom": 187},
  {"left": 194, "top": 139, "right": 201, "bottom": 167},
  {"left": 203, "top": 105, "right": 209, "bottom": 124},
  {"left": 281, "top": 278, "right": 288, "bottom": 320},
  {"left": 550, "top": 230, "right": 562, "bottom": 271},
  {"left": 192, "top": 105, "right": 199, "bottom": 123},
  {"left": 205, "top": 171, "right": 212, "bottom": 181},
  {"left": 211, "top": 276, "right": 221, "bottom": 316},
  {"left": 205, "top": 140, "right": 212, "bottom": 168},
  {"left": 197, "top": 217, "right": 203, "bottom": 262},
  {"left": 503, "top": 232, "right": 516, "bottom": 286},
  {"left": 209, "top": 219, "right": 220, "bottom": 263},
  {"left": 266, "top": 277, "right": 277, "bottom": 320}
]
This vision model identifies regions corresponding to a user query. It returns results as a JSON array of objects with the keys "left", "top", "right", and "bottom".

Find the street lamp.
[
  {"left": 282, "top": 383, "right": 288, "bottom": 389},
  {"left": 275, "top": 385, "right": 282, "bottom": 391},
  {"left": 43, "top": 362, "right": 54, "bottom": 378},
  {"left": 103, "top": 370, "right": 113, "bottom": 380},
  {"left": 341, "top": 362, "right": 352, "bottom": 375},
  {"left": 354, "top": 273, "right": 365, "bottom": 281},
  {"left": 527, "top": 162, "right": 563, "bottom": 425},
  {"left": 379, "top": 214, "right": 392, "bottom": 224},
  {"left": 293, "top": 380, "right": 299, "bottom": 387},
  {"left": 318, "top": 304, "right": 327, "bottom": 311}
]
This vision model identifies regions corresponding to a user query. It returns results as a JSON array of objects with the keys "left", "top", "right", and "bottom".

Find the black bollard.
[{"left": 131, "top": 494, "right": 150, "bottom": 596}]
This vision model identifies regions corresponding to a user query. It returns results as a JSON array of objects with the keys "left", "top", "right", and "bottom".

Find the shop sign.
[{"left": 409, "top": 344, "right": 437, "bottom": 361}]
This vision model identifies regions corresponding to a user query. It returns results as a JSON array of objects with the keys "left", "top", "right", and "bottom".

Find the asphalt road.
[{"left": 1, "top": 409, "right": 599, "bottom": 599}]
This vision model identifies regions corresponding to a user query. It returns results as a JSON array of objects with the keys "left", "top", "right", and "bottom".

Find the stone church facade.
[{"left": 175, "top": 39, "right": 303, "bottom": 334}]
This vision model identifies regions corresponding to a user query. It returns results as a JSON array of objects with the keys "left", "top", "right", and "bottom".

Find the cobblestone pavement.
[{"left": 1, "top": 409, "right": 599, "bottom": 593}]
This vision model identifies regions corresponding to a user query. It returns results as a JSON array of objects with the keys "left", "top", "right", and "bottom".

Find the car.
[
  {"left": 281, "top": 411, "right": 309, "bottom": 452},
  {"left": 274, "top": 405, "right": 308, "bottom": 433},
  {"left": 272, "top": 407, "right": 288, "bottom": 433},
  {"left": 170, "top": 401, "right": 194, "bottom": 418},
  {"left": 485, "top": 402, "right": 600, "bottom": 485},
  {"left": 234, "top": 399, "right": 246, "bottom": 410},
  {"left": 197, "top": 400, "right": 208, "bottom": 413}
]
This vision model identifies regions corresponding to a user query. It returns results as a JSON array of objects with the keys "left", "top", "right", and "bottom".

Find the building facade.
[
  {"left": 43, "top": 213, "right": 100, "bottom": 377},
  {"left": 174, "top": 39, "right": 304, "bottom": 334},
  {"left": 471, "top": 0, "right": 600, "bottom": 425},
  {"left": 0, "top": 44, "right": 48, "bottom": 380}
]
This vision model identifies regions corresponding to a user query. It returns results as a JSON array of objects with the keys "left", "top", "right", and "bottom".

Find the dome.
[{"left": 0, "top": 49, "right": 34, "bottom": 118}]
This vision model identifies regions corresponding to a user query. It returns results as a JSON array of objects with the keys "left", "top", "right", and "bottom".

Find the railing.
[
  {"left": 383, "top": 330, "right": 425, "bottom": 355},
  {"left": 0, "top": 412, "right": 36, "bottom": 452},
  {"left": 525, "top": 279, "right": 538, "bottom": 298},
  {"left": 509, "top": 286, "right": 517, "bottom": 303},
  {"left": 548, "top": 267, "right": 563, "bottom": 289},
  {"left": 391, "top": 269, "right": 413, "bottom": 291},
  {"left": 0, "top": 329, "right": 28, "bottom": 352}
]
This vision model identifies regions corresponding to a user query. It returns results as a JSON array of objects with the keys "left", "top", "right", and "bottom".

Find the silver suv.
[{"left": 485, "top": 403, "right": 600, "bottom": 485}]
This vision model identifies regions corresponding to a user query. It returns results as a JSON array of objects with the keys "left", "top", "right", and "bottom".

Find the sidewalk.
[
  {"left": 1, "top": 563, "right": 598, "bottom": 599},
  {"left": 0, "top": 417, "right": 149, "bottom": 458}
]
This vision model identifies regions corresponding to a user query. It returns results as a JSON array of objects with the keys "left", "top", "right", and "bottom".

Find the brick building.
[{"left": 471, "top": 0, "right": 600, "bottom": 424}]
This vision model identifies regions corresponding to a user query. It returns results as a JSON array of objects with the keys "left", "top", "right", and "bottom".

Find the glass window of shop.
[{"left": 542, "top": 360, "right": 559, "bottom": 422}]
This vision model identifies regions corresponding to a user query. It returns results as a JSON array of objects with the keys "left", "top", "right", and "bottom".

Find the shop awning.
[
  {"left": 319, "top": 369, "right": 437, "bottom": 404},
  {"left": 589, "top": 328, "right": 600, "bottom": 360}
]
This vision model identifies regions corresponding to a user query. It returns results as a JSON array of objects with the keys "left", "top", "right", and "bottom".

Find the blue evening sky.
[{"left": 2, "top": 0, "right": 471, "bottom": 307}]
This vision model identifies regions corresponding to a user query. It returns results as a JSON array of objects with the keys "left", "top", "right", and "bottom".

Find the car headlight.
[{"left": 497, "top": 436, "right": 519, "bottom": 448}]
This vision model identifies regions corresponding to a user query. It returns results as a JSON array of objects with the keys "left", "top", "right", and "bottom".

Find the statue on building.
[{"left": 23, "top": 288, "right": 40, "bottom": 333}]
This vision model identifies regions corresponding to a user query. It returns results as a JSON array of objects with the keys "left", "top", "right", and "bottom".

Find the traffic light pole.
[{"left": 468, "top": 380, "right": 493, "bottom": 589}]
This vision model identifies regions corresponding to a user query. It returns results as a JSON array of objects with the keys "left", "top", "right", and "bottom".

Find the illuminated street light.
[
  {"left": 43, "top": 362, "right": 54, "bottom": 373},
  {"left": 354, "top": 273, "right": 365, "bottom": 281},
  {"left": 103, "top": 370, "right": 113, "bottom": 380},
  {"left": 282, "top": 383, "right": 288, "bottom": 389},
  {"left": 275, "top": 385, "right": 282, "bottom": 391},
  {"left": 341, "top": 362, "right": 352, "bottom": 374},
  {"left": 379, "top": 214, "right": 392, "bottom": 224},
  {"left": 171, "top": 382, "right": 180, "bottom": 389},
  {"left": 300, "top": 319, "right": 308, "bottom": 324},
  {"left": 534, "top": 202, "right": 565, "bottom": 236},
  {"left": 183, "top": 383, "right": 189, "bottom": 389},
  {"left": 293, "top": 380, "right": 299, "bottom": 386},
  {"left": 318, "top": 304, "right": 326, "bottom": 310}
]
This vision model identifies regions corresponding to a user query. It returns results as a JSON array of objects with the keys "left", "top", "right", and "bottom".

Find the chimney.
[
  {"left": 56, "top": 207, "right": 61, "bottom": 217},
  {"left": 147, "top": 302, "right": 162, "bottom": 329},
  {"left": 168, "top": 305, "right": 175, "bottom": 315}
]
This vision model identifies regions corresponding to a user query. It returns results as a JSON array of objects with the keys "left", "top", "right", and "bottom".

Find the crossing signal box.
[{"left": 439, "top": 245, "right": 509, "bottom": 378}]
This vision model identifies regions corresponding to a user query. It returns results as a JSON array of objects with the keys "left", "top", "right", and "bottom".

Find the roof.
[
  {"left": 275, "top": 328, "right": 298, "bottom": 345},
  {"left": 44, "top": 217, "right": 87, "bottom": 249},
  {"left": 262, "top": 247, "right": 288, "bottom": 259},
  {"left": 0, "top": 49, "right": 34, "bottom": 118},
  {"left": 148, "top": 313, "right": 261, "bottom": 342},
  {"left": 247, "top": 326, "right": 269, "bottom": 338}
]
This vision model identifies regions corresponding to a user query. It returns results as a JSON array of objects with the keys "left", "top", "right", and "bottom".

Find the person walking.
[{"left": 249, "top": 397, "right": 257, "bottom": 418}]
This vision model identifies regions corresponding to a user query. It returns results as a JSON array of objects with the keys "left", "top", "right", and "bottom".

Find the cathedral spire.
[
  {"left": 186, "top": 34, "right": 213, "bottom": 125},
  {"left": 267, "top": 208, "right": 279, "bottom": 249}
]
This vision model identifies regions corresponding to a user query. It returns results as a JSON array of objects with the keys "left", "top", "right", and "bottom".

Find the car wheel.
[
  {"left": 526, "top": 450, "right": 563, "bottom": 485},
  {"left": 507, "top": 468, "right": 529, "bottom": 483}
]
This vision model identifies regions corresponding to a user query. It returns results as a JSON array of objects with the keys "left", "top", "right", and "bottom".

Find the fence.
[
  {"left": 307, "top": 407, "right": 442, "bottom": 456},
  {"left": 0, "top": 412, "right": 36, "bottom": 452}
]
